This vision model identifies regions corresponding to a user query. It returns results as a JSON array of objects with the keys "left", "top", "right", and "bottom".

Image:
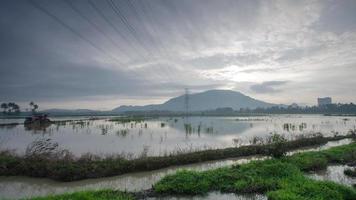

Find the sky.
[{"left": 1, "top": 0, "right": 356, "bottom": 110}]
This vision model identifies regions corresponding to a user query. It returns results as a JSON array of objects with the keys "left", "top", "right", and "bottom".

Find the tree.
[
  {"left": 7, "top": 102, "right": 15, "bottom": 113},
  {"left": 1, "top": 102, "right": 20, "bottom": 115},
  {"left": 29, "top": 101, "right": 39, "bottom": 113},
  {"left": 1, "top": 103, "right": 8, "bottom": 114},
  {"left": 12, "top": 103, "right": 20, "bottom": 114}
]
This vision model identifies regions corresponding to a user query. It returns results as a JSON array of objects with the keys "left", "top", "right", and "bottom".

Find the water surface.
[{"left": 1, "top": 115, "right": 355, "bottom": 157}]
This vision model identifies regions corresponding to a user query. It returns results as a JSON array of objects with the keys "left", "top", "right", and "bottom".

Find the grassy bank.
[
  {"left": 0, "top": 134, "right": 355, "bottom": 181},
  {"left": 153, "top": 142, "right": 356, "bottom": 199}
]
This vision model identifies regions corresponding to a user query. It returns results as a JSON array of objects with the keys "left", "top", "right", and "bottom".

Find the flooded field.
[
  {"left": 0, "top": 115, "right": 355, "bottom": 157},
  {"left": 0, "top": 139, "right": 352, "bottom": 199}
]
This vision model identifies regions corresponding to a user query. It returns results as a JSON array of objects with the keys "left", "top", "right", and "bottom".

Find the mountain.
[{"left": 113, "top": 90, "right": 276, "bottom": 113}]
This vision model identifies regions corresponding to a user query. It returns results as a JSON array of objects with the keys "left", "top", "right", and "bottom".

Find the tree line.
[
  {"left": 239, "top": 103, "right": 356, "bottom": 114},
  {"left": 1, "top": 102, "right": 39, "bottom": 115}
]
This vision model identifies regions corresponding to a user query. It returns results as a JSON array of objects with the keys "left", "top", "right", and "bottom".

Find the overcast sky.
[{"left": 1, "top": 0, "right": 356, "bottom": 110}]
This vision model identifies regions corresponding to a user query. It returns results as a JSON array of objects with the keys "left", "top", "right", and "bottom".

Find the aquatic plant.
[
  {"left": 116, "top": 129, "right": 129, "bottom": 137},
  {"left": 184, "top": 123, "right": 192, "bottom": 134},
  {"left": 109, "top": 117, "right": 145, "bottom": 123}
]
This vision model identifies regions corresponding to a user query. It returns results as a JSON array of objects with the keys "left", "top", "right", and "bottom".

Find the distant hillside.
[
  {"left": 41, "top": 109, "right": 102, "bottom": 115},
  {"left": 113, "top": 90, "right": 275, "bottom": 113}
]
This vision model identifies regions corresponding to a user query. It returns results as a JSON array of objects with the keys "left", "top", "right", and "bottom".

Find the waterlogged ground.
[
  {"left": 0, "top": 115, "right": 355, "bottom": 157},
  {"left": 0, "top": 156, "right": 265, "bottom": 199},
  {"left": 0, "top": 139, "right": 352, "bottom": 199}
]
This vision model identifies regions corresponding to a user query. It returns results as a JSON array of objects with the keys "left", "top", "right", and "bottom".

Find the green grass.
[
  {"left": 153, "top": 143, "right": 356, "bottom": 199},
  {"left": 28, "top": 190, "right": 134, "bottom": 200},
  {"left": 268, "top": 177, "right": 356, "bottom": 200}
]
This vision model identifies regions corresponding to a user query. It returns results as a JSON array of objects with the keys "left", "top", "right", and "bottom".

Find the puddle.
[{"left": 307, "top": 165, "right": 356, "bottom": 186}]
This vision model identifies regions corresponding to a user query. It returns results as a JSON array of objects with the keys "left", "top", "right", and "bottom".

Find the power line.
[
  {"left": 63, "top": 0, "right": 132, "bottom": 60},
  {"left": 87, "top": 0, "right": 145, "bottom": 57},
  {"left": 125, "top": 0, "right": 175, "bottom": 79},
  {"left": 28, "top": 0, "right": 158, "bottom": 85},
  {"left": 125, "top": 0, "right": 162, "bottom": 56},
  {"left": 88, "top": 0, "right": 171, "bottom": 82},
  {"left": 27, "top": 0, "right": 124, "bottom": 66},
  {"left": 106, "top": 0, "right": 174, "bottom": 81},
  {"left": 131, "top": 0, "right": 172, "bottom": 59},
  {"left": 107, "top": 0, "right": 153, "bottom": 58}
]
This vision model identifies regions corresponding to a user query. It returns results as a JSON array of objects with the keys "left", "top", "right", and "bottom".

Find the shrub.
[{"left": 266, "top": 133, "right": 288, "bottom": 158}]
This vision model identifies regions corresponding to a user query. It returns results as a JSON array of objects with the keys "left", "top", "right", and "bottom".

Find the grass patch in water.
[{"left": 108, "top": 117, "right": 146, "bottom": 123}]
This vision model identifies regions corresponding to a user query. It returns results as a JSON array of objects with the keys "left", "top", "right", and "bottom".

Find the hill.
[{"left": 113, "top": 90, "right": 275, "bottom": 113}]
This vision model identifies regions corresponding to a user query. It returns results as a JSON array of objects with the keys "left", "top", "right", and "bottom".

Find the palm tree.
[
  {"left": 29, "top": 101, "right": 39, "bottom": 113},
  {"left": 1, "top": 103, "right": 8, "bottom": 114},
  {"left": 7, "top": 102, "right": 15, "bottom": 113},
  {"left": 12, "top": 104, "right": 20, "bottom": 114}
]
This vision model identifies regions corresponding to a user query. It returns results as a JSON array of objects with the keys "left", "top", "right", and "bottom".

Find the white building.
[{"left": 317, "top": 97, "right": 332, "bottom": 106}]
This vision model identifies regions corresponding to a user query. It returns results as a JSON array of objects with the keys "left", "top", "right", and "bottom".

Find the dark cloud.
[{"left": 250, "top": 81, "right": 288, "bottom": 94}]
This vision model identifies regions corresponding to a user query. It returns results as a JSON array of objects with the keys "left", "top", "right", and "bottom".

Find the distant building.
[{"left": 317, "top": 97, "right": 332, "bottom": 106}]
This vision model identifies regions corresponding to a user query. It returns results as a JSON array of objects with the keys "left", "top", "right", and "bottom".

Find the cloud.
[
  {"left": 250, "top": 81, "right": 289, "bottom": 94},
  {"left": 1, "top": 0, "right": 356, "bottom": 108}
]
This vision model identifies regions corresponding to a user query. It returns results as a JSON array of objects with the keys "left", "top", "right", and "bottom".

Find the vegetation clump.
[
  {"left": 108, "top": 116, "right": 146, "bottom": 123},
  {"left": 265, "top": 133, "right": 288, "bottom": 158}
]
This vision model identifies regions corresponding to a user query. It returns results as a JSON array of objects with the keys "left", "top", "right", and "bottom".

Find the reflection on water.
[
  {"left": 308, "top": 165, "right": 356, "bottom": 186},
  {"left": 148, "top": 192, "right": 267, "bottom": 200},
  {"left": 24, "top": 123, "right": 51, "bottom": 131},
  {"left": 0, "top": 115, "right": 355, "bottom": 157}
]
